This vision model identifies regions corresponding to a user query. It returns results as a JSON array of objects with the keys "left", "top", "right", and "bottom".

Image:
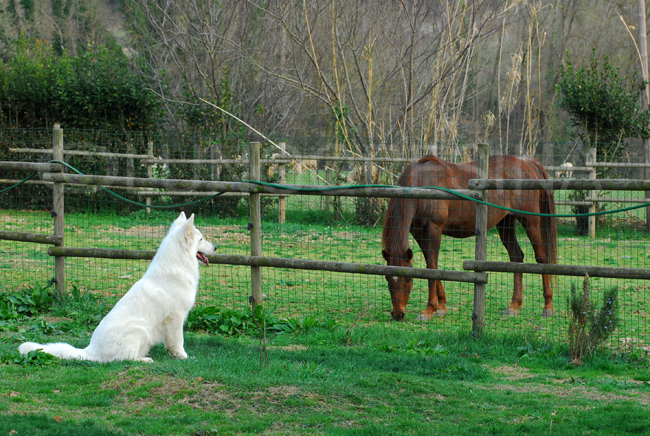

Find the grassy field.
[
  {"left": 1, "top": 181, "right": 650, "bottom": 434},
  {"left": 2, "top": 205, "right": 650, "bottom": 347},
  {"left": 0, "top": 312, "right": 649, "bottom": 435}
]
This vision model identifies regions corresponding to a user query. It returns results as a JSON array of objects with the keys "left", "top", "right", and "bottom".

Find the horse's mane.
[
  {"left": 381, "top": 162, "right": 418, "bottom": 256},
  {"left": 417, "top": 155, "right": 443, "bottom": 165},
  {"left": 382, "top": 155, "right": 444, "bottom": 255},
  {"left": 382, "top": 195, "right": 407, "bottom": 255}
]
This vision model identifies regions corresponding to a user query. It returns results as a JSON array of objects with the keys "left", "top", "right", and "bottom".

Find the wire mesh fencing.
[{"left": 1, "top": 128, "right": 649, "bottom": 354}]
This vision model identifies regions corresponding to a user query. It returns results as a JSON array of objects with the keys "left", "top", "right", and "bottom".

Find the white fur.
[
  {"left": 19, "top": 212, "right": 216, "bottom": 363},
  {"left": 555, "top": 162, "right": 573, "bottom": 178}
]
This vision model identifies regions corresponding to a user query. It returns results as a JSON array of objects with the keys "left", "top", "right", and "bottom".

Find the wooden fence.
[
  {"left": 9, "top": 130, "right": 648, "bottom": 237},
  {"left": 3, "top": 127, "right": 650, "bottom": 336}
]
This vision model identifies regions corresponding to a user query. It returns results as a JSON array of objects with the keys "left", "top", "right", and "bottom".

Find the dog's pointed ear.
[
  {"left": 181, "top": 214, "right": 196, "bottom": 242},
  {"left": 170, "top": 211, "right": 188, "bottom": 231}
]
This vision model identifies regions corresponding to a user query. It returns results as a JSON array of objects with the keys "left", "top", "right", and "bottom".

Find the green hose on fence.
[
  {"left": 0, "top": 172, "right": 38, "bottom": 194},
  {"left": 3, "top": 161, "right": 650, "bottom": 218},
  {"left": 243, "top": 180, "right": 650, "bottom": 219}
]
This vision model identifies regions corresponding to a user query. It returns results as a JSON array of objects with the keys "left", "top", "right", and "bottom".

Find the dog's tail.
[{"left": 18, "top": 342, "right": 89, "bottom": 360}]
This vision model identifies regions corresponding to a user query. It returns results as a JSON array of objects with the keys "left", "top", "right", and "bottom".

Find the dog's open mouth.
[{"left": 196, "top": 252, "right": 209, "bottom": 266}]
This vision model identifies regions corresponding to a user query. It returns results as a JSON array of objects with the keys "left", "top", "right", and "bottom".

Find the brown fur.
[{"left": 381, "top": 155, "right": 557, "bottom": 321}]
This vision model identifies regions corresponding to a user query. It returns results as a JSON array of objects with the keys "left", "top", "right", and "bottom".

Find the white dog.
[{"left": 19, "top": 212, "right": 216, "bottom": 363}]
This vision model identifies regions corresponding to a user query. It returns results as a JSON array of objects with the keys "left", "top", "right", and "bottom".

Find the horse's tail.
[
  {"left": 539, "top": 186, "right": 558, "bottom": 265},
  {"left": 19, "top": 341, "right": 89, "bottom": 360},
  {"left": 532, "top": 161, "right": 558, "bottom": 286}
]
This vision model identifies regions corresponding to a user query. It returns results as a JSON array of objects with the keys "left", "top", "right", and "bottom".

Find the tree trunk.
[{"left": 638, "top": 0, "right": 650, "bottom": 231}]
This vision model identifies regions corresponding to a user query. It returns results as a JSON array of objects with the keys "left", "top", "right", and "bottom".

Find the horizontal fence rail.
[
  {"left": 47, "top": 247, "right": 488, "bottom": 283},
  {"left": 39, "top": 172, "right": 474, "bottom": 200},
  {"left": 0, "top": 161, "right": 62, "bottom": 172},
  {"left": 0, "top": 230, "right": 62, "bottom": 245},
  {"left": 10, "top": 148, "right": 154, "bottom": 159},
  {"left": 463, "top": 260, "right": 650, "bottom": 281},
  {"left": 139, "top": 158, "right": 291, "bottom": 164},
  {"left": 469, "top": 178, "right": 650, "bottom": 191}
]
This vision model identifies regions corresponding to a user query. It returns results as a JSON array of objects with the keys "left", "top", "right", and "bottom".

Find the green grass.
[
  {"left": 2, "top": 207, "right": 650, "bottom": 350},
  {"left": 2, "top": 184, "right": 650, "bottom": 434},
  {"left": 0, "top": 312, "right": 649, "bottom": 435}
]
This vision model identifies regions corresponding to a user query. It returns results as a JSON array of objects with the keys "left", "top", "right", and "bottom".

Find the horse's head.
[{"left": 381, "top": 248, "right": 414, "bottom": 321}]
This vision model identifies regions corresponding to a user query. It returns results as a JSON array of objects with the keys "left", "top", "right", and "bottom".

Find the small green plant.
[
  {"left": 568, "top": 274, "right": 620, "bottom": 364},
  {"left": 516, "top": 342, "right": 562, "bottom": 360},
  {"left": 28, "top": 319, "right": 59, "bottom": 335},
  {"left": 186, "top": 306, "right": 336, "bottom": 337},
  {"left": 381, "top": 340, "right": 449, "bottom": 356},
  {"left": 2, "top": 349, "right": 58, "bottom": 366},
  {"left": 0, "top": 300, "right": 18, "bottom": 320},
  {"left": 1, "top": 283, "right": 54, "bottom": 316}
]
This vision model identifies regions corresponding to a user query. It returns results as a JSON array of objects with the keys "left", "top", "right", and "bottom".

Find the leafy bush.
[
  {"left": 0, "top": 36, "right": 162, "bottom": 130},
  {"left": 0, "top": 283, "right": 54, "bottom": 316},
  {"left": 52, "top": 284, "right": 105, "bottom": 326},
  {"left": 557, "top": 48, "right": 650, "bottom": 168},
  {"left": 568, "top": 274, "right": 619, "bottom": 364},
  {"left": 186, "top": 305, "right": 336, "bottom": 337},
  {"left": 2, "top": 349, "right": 58, "bottom": 366}
]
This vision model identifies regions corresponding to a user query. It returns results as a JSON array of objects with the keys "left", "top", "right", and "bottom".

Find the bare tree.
[{"left": 126, "top": 0, "right": 505, "bottom": 160}]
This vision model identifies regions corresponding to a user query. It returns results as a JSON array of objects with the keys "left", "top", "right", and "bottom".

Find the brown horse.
[{"left": 381, "top": 155, "right": 557, "bottom": 321}]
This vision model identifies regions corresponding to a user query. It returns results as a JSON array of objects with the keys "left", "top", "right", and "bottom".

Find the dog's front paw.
[{"left": 168, "top": 349, "right": 188, "bottom": 359}]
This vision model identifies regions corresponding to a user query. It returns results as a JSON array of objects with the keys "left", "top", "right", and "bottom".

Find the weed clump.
[{"left": 568, "top": 274, "right": 619, "bottom": 365}]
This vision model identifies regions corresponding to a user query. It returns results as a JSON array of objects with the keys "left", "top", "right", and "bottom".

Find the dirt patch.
[
  {"left": 477, "top": 381, "right": 650, "bottom": 405},
  {"left": 267, "top": 385, "right": 300, "bottom": 397},
  {"left": 104, "top": 369, "right": 233, "bottom": 412},
  {"left": 268, "top": 345, "right": 309, "bottom": 351},
  {"left": 102, "top": 368, "right": 326, "bottom": 414},
  {"left": 43, "top": 316, "right": 73, "bottom": 323},
  {"left": 99, "top": 225, "right": 167, "bottom": 237},
  {"left": 490, "top": 364, "right": 533, "bottom": 381}
]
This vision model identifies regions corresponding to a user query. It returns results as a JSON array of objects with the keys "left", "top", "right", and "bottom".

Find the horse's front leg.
[
  {"left": 414, "top": 224, "right": 447, "bottom": 321},
  {"left": 415, "top": 280, "right": 448, "bottom": 321}
]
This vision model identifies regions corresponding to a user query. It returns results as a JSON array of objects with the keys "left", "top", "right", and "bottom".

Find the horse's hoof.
[
  {"left": 503, "top": 308, "right": 519, "bottom": 316},
  {"left": 434, "top": 309, "right": 447, "bottom": 317},
  {"left": 415, "top": 313, "right": 433, "bottom": 321},
  {"left": 542, "top": 309, "right": 554, "bottom": 317}
]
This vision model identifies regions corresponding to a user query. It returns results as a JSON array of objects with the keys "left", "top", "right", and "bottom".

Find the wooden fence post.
[
  {"left": 52, "top": 124, "right": 65, "bottom": 295},
  {"left": 472, "top": 143, "right": 489, "bottom": 337},
  {"left": 278, "top": 142, "right": 286, "bottom": 224},
  {"left": 249, "top": 142, "right": 263, "bottom": 309},
  {"left": 126, "top": 140, "right": 134, "bottom": 178},
  {"left": 146, "top": 141, "right": 153, "bottom": 214},
  {"left": 587, "top": 147, "right": 597, "bottom": 238}
]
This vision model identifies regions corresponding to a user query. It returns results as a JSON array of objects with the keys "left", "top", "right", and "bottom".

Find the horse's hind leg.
[
  {"left": 519, "top": 215, "right": 554, "bottom": 317},
  {"left": 414, "top": 223, "right": 447, "bottom": 321},
  {"left": 497, "top": 215, "right": 525, "bottom": 316}
]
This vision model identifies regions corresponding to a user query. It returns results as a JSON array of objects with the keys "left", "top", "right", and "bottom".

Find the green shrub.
[
  {"left": 186, "top": 305, "right": 336, "bottom": 337},
  {"left": 568, "top": 274, "right": 619, "bottom": 364},
  {"left": 0, "top": 283, "right": 54, "bottom": 316},
  {"left": 0, "top": 36, "right": 162, "bottom": 130},
  {"left": 2, "top": 349, "right": 58, "bottom": 366}
]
